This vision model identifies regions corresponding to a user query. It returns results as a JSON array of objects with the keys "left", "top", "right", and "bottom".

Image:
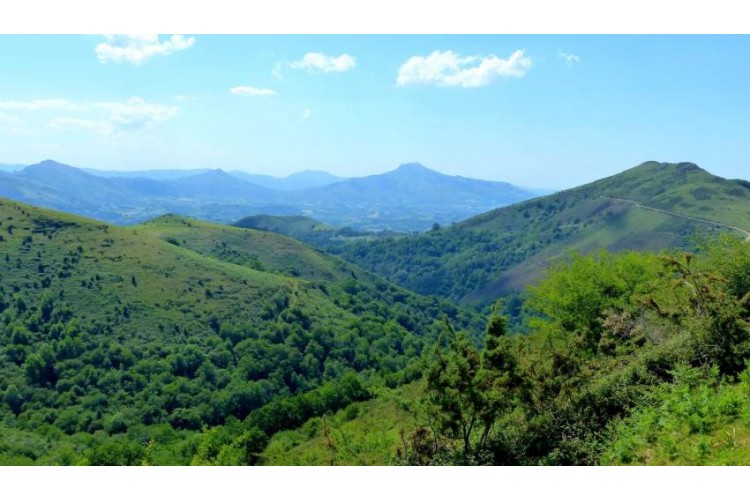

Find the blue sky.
[{"left": 0, "top": 35, "right": 748, "bottom": 189}]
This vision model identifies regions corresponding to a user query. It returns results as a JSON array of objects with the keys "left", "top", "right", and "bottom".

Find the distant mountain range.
[
  {"left": 81, "top": 166, "right": 347, "bottom": 190},
  {"left": 0, "top": 160, "right": 537, "bottom": 230},
  {"left": 80, "top": 167, "right": 213, "bottom": 181}
]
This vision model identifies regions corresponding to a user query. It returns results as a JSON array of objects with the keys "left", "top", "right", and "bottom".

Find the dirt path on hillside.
[{"left": 604, "top": 196, "right": 750, "bottom": 241}]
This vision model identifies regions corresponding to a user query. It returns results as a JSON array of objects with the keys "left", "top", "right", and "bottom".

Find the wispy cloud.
[
  {"left": 396, "top": 50, "right": 532, "bottom": 88},
  {"left": 291, "top": 52, "right": 356, "bottom": 73},
  {"left": 93, "top": 97, "right": 179, "bottom": 133},
  {"left": 230, "top": 86, "right": 278, "bottom": 97},
  {"left": 48, "top": 97, "right": 179, "bottom": 136},
  {"left": 302, "top": 109, "right": 312, "bottom": 119},
  {"left": 95, "top": 35, "right": 195, "bottom": 65},
  {"left": 0, "top": 99, "right": 84, "bottom": 111},
  {"left": 276, "top": 52, "right": 356, "bottom": 77},
  {"left": 559, "top": 50, "right": 581, "bottom": 67}
]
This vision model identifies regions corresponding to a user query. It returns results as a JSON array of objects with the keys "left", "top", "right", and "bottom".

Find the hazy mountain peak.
[
  {"left": 22, "top": 160, "right": 101, "bottom": 182},
  {"left": 25, "top": 159, "right": 77, "bottom": 171},
  {"left": 193, "top": 169, "right": 234, "bottom": 180},
  {"left": 394, "top": 162, "right": 431, "bottom": 173}
]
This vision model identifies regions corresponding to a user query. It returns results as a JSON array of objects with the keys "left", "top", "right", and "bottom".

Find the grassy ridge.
[
  {"left": 0, "top": 199, "right": 335, "bottom": 338},
  {"left": 141, "top": 215, "right": 351, "bottom": 283}
]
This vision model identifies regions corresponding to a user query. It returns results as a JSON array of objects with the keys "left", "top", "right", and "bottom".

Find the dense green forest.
[{"left": 0, "top": 198, "right": 479, "bottom": 465}]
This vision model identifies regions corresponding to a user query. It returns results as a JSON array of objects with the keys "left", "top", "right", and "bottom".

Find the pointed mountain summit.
[{"left": 390, "top": 162, "right": 434, "bottom": 175}]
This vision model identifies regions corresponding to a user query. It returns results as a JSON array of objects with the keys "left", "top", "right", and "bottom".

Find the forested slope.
[{"left": 0, "top": 198, "right": 478, "bottom": 464}]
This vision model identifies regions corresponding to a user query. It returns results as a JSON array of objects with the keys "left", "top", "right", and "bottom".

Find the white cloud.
[
  {"left": 48, "top": 97, "right": 179, "bottom": 136},
  {"left": 95, "top": 35, "right": 195, "bottom": 65},
  {"left": 0, "top": 99, "right": 84, "bottom": 111},
  {"left": 288, "top": 52, "right": 356, "bottom": 73},
  {"left": 559, "top": 50, "right": 581, "bottom": 67},
  {"left": 396, "top": 49, "right": 532, "bottom": 88},
  {"left": 230, "top": 86, "right": 278, "bottom": 97},
  {"left": 94, "top": 97, "right": 180, "bottom": 133},
  {"left": 302, "top": 109, "right": 312, "bottom": 119}
]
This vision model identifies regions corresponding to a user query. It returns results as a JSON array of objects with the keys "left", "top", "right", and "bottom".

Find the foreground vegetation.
[{"left": 254, "top": 235, "right": 750, "bottom": 465}]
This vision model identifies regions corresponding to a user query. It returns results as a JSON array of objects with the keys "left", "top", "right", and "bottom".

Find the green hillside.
[
  {"left": 141, "top": 215, "right": 353, "bottom": 283},
  {"left": 333, "top": 162, "right": 750, "bottom": 306},
  {"left": 0, "top": 198, "right": 478, "bottom": 464}
]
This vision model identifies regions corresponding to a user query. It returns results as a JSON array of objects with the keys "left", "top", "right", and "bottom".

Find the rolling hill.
[
  {"left": 326, "top": 162, "right": 750, "bottom": 305},
  {"left": 0, "top": 197, "right": 479, "bottom": 464}
]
